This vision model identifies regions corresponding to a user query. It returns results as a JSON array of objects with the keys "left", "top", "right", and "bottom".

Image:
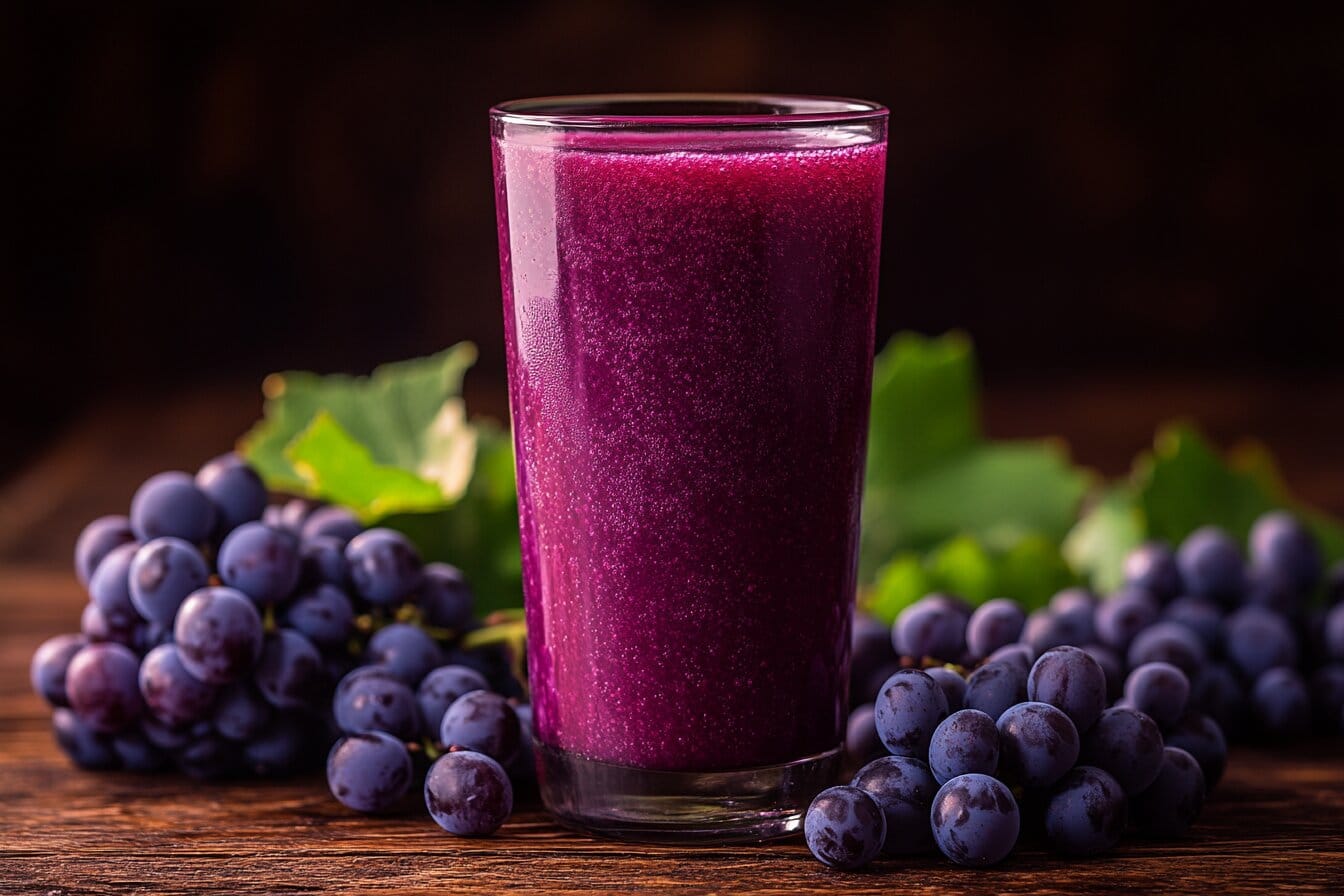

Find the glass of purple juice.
[{"left": 490, "top": 94, "right": 887, "bottom": 842}]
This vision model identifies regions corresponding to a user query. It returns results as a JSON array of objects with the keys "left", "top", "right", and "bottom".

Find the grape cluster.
[
  {"left": 31, "top": 454, "right": 530, "bottom": 839},
  {"left": 814, "top": 510, "right": 1343, "bottom": 870}
]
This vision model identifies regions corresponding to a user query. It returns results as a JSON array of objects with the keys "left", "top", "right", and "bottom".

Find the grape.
[
  {"left": 996, "top": 701, "right": 1079, "bottom": 788},
  {"left": 139, "top": 644, "right": 218, "bottom": 727},
  {"left": 1124, "top": 662, "right": 1190, "bottom": 728},
  {"left": 963, "top": 661, "right": 1027, "bottom": 721},
  {"left": 1124, "top": 541, "right": 1183, "bottom": 603},
  {"left": 873, "top": 668, "right": 949, "bottom": 758},
  {"left": 301, "top": 506, "right": 364, "bottom": 545},
  {"left": 965, "top": 598, "right": 1025, "bottom": 659},
  {"left": 1177, "top": 526, "right": 1246, "bottom": 605},
  {"left": 928, "top": 709, "right": 999, "bottom": 784},
  {"left": 1325, "top": 602, "right": 1344, "bottom": 662},
  {"left": 1044, "top": 766, "right": 1127, "bottom": 855},
  {"left": 803, "top": 785, "right": 885, "bottom": 870},
  {"left": 1132, "top": 746, "right": 1205, "bottom": 837},
  {"left": 140, "top": 715, "right": 192, "bottom": 751},
  {"left": 245, "top": 717, "right": 311, "bottom": 776},
  {"left": 284, "top": 584, "right": 355, "bottom": 648},
  {"left": 1162, "top": 596, "right": 1223, "bottom": 653},
  {"left": 1080, "top": 705, "right": 1165, "bottom": 795},
  {"left": 857, "top": 659, "right": 903, "bottom": 706},
  {"left": 418, "top": 563, "right": 476, "bottom": 630},
  {"left": 985, "top": 643, "right": 1034, "bottom": 672},
  {"left": 65, "top": 642, "right": 143, "bottom": 733},
  {"left": 88, "top": 541, "right": 142, "bottom": 630},
  {"left": 923, "top": 667, "right": 966, "bottom": 713},
  {"left": 176, "top": 732, "right": 240, "bottom": 780},
  {"left": 365, "top": 623, "right": 443, "bottom": 686},
  {"left": 851, "top": 755, "right": 936, "bottom": 855},
  {"left": 1244, "top": 569, "right": 1302, "bottom": 614},
  {"left": 1250, "top": 666, "right": 1310, "bottom": 737},
  {"left": 1328, "top": 560, "right": 1344, "bottom": 605},
  {"left": 74, "top": 515, "right": 135, "bottom": 587},
  {"left": 1027, "top": 645, "right": 1108, "bottom": 733},
  {"left": 1309, "top": 664, "right": 1344, "bottom": 734},
  {"left": 894, "top": 595, "right": 966, "bottom": 661},
  {"left": 174, "top": 587, "right": 264, "bottom": 685},
  {"left": 1127, "top": 622, "right": 1205, "bottom": 680},
  {"left": 844, "top": 704, "right": 884, "bottom": 768},
  {"left": 345, "top": 528, "right": 424, "bottom": 606},
  {"left": 1194, "top": 662, "right": 1247, "bottom": 737},
  {"left": 440, "top": 690, "right": 521, "bottom": 764},
  {"left": 212, "top": 682, "right": 273, "bottom": 741},
  {"left": 1049, "top": 588, "right": 1097, "bottom": 643},
  {"left": 112, "top": 728, "right": 170, "bottom": 772},
  {"left": 130, "top": 471, "right": 216, "bottom": 544},
  {"left": 416, "top": 665, "right": 490, "bottom": 734},
  {"left": 217, "top": 522, "right": 302, "bottom": 606},
  {"left": 1093, "top": 587, "right": 1160, "bottom": 651},
  {"left": 52, "top": 707, "right": 119, "bottom": 769},
  {"left": 299, "top": 535, "right": 350, "bottom": 588},
  {"left": 255, "top": 629, "right": 326, "bottom": 710},
  {"left": 195, "top": 453, "right": 267, "bottom": 534},
  {"left": 425, "top": 750, "right": 514, "bottom": 837},
  {"left": 128, "top": 537, "right": 209, "bottom": 625},
  {"left": 271, "top": 498, "right": 320, "bottom": 535},
  {"left": 328, "top": 731, "right": 413, "bottom": 813},
  {"left": 1165, "top": 714, "right": 1228, "bottom": 789},
  {"left": 80, "top": 602, "right": 136, "bottom": 647},
  {"left": 1249, "top": 511, "right": 1322, "bottom": 596},
  {"left": 30, "top": 633, "right": 86, "bottom": 707},
  {"left": 1225, "top": 606, "right": 1299, "bottom": 680},
  {"left": 929, "top": 773, "right": 1020, "bottom": 867},
  {"left": 1021, "top": 609, "right": 1074, "bottom": 655},
  {"left": 334, "top": 667, "right": 420, "bottom": 740},
  {"left": 1081, "top": 643, "right": 1123, "bottom": 701}
]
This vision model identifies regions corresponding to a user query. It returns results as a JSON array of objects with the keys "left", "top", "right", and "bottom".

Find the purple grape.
[
  {"left": 217, "top": 522, "right": 302, "bottom": 606},
  {"left": 440, "top": 690, "right": 521, "bottom": 764},
  {"left": 173, "top": 587, "right": 264, "bottom": 685},
  {"left": 299, "top": 535, "right": 350, "bottom": 588},
  {"left": 1127, "top": 622, "right": 1206, "bottom": 680},
  {"left": 1093, "top": 586, "right": 1160, "bottom": 651},
  {"left": 301, "top": 505, "right": 364, "bottom": 545},
  {"left": 88, "top": 541, "right": 142, "bottom": 630},
  {"left": 851, "top": 613, "right": 897, "bottom": 704},
  {"left": 1165, "top": 714, "right": 1227, "bottom": 789},
  {"left": 1124, "top": 662, "right": 1190, "bottom": 728},
  {"left": 328, "top": 731, "right": 413, "bottom": 813},
  {"left": 928, "top": 709, "right": 999, "bottom": 785},
  {"left": 284, "top": 584, "right": 355, "bottom": 648},
  {"left": 1309, "top": 664, "right": 1344, "bottom": 735},
  {"left": 271, "top": 498, "right": 321, "bottom": 535},
  {"left": 345, "top": 528, "right": 424, "bottom": 606},
  {"left": 334, "top": 667, "right": 420, "bottom": 740},
  {"left": 985, "top": 642, "right": 1034, "bottom": 672},
  {"left": 1081, "top": 643, "right": 1124, "bottom": 701},
  {"left": 1225, "top": 605, "right": 1299, "bottom": 680},
  {"left": 996, "top": 701, "right": 1079, "bottom": 788},
  {"left": 416, "top": 665, "right": 490, "bottom": 734},
  {"left": 254, "top": 628, "right": 326, "bottom": 710},
  {"left": 425, "top": 750, "right": 514, "bottom": 837},
  {"left": 139, "top": 643, "right": 218, "bottom": 727},
  {"left": 195, "top": 453, "right": 267, "bottom": 535},
  {"left": 176, "top": 732, "right": 241, "bottom": 780},
  {"left": 1124, "top": 541, "right": 1183, "bottom": 603},
  {"left": 111, "top": 727, "right": 170, "bottom": 772},
  {"left": 140, "top": 715, "right": 193, "bottom": 751},
  {"left": 365, "top": 622, "right": 442, "bottom": 686},
  {"left": 1251, "top": 666, "right": 1310, "bottom": 737},
  {"left": 74, "top": 515, "right": 135, "bottom": 587},
  {"left": 80, "top": 602, "right": 136, "bottom": 647},
  {"left": 965, "top": 598, "right": 1025, "bottom": 659},
  {"left": 128, "top": 537, "right": 209, "bottom": 625},
  {"left": 1177, "top": 526, "right": 1246, "bottom": 605},
  {"left": 1193, "top": 662, "right": 1247, "bottom": 739},
  {"left": 212, "top": 682, "right": 273, "bottom": 741},
  {"left": 65, "top": 642, "right": 143, "bottom": 733},
  {"left": 1080, "top": 705, "right": 1165, "bottom": 795},
  {"left": 1049, "top": 588, "right": 1098, "bottom": 643},
  {"left": 1325, "top": 602, "right": 1344, "bottom": 662},
  {"left": 925, "top": 666, "right": 967, "bottom": 712},
  {"left": 803, "top": 785, "right": 885, "bottom": 869},
  {"left": 894, "top": 595, "right": 967, "bottom": 661},
  {"left": 52, "top": 707, "right": 119, "bottom": 769},
  {"left": 30, "top": 633, "right": 87, "bottom": 707},
  {"left": 930, "top": 773, "right": 1020, "bottom": 867},
  {"left": 1132, "top": 746, "right": 1205, "bottom": 837},
  {"left": 844, "top": 704, "right": 884, "bottom": 769},
  {"left": 418, "top": 563, "right": 476, "bottom": 629},
  {"left": 851, "top": 754, "right": 937, "bottom": 855},
  {"left": 1028, "top": 645, "right": 1108, "bottom": 733},
  {"left": 1021, "top": 609, "right": 1075, "bottom": 655},
  {"left": 963, "top": 661, "right": 1027, "bottom": 721},
  {"left": 1162, "top": 596, "right": 1223, "bottom": 653},
  {"left": 873, "top": 668, "right": 949, "bottom": 758},
  {"left": 130, "top": 471, "right": 216, "bottom": 544},
  {"left": 1044, "top": 766, "right": 1126, "bottom": 855},
  {"left": 1249, "top": 511, "right": 1322, "bottom": 596},
  {"left": 245, "top": 717, "right": 312, "bottom": 776}
]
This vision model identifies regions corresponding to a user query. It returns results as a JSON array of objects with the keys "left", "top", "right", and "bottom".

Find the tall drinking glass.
[{"left": 490, "top": 95, "right": 887, "bottom": 842}]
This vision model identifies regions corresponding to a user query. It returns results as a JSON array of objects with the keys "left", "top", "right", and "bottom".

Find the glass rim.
[{"left": 490, "top": 93, "right": 888, "bottom": 130}]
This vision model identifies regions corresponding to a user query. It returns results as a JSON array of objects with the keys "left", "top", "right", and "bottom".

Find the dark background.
[{"left": 5, "top": 3, "right": 1343, "bottom": 480}]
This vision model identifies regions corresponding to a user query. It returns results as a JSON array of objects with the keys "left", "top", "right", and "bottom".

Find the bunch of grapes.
[
  {"left": 813, "top": 510, "right": 1344, "bottom": 870},
  {"left": 29, "top": 454, "right": 530, "bottom": 838}
]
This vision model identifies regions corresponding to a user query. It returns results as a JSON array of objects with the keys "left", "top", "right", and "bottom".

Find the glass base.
[{"left": 536, "top": 742, "right": 842, "bottom": 844}]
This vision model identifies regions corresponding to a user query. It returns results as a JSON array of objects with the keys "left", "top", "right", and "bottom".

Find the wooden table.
[{"left": 2, "top": 386, "right": 1343, "bottom": 894}]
